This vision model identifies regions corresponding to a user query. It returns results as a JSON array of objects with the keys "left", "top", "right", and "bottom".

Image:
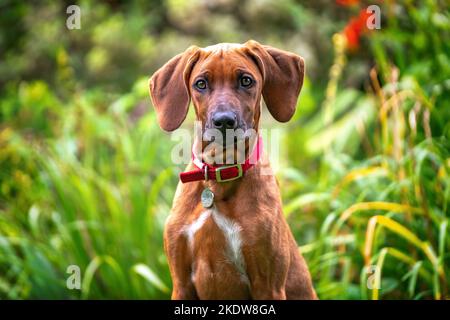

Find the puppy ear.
[
  {"left": 149, "top": 46, "right": 200, "bottom": 131},
  {"left": 244, "top": 40, "right": 305, "bottom": 122}
]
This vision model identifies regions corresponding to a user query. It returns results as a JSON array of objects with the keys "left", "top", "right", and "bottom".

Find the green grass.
[
  {"left": 0, "top": 0, "right": 449, "bottom": 300},
  {"left": 0, "top": 79, "right": 175, "bottom": 299}
]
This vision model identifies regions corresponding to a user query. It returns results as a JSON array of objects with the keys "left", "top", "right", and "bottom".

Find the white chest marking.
[
  {"left": 183, "top": 210, "right": 211, "bottom": 246},
  {"left": 211, "top": 210, "right": 242, "bottom": 262},
  {"left": 183, "top": 207, "right": 248, "bottom": 284}
]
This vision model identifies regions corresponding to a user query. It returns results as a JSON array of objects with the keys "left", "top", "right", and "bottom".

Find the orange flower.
[{"left": 343, "top": 9, "right": 372, "bottom": 50}]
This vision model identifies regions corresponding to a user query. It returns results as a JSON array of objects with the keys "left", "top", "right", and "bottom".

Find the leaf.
[
  {"left": 28, "top": 205, "right": 40, "bottom": 237},
  {"left": 363, "top": 215, "right": 441, "bottom": 287},
  {"left": 284, "top": 192, "right": 331, "bottom": 217},
  {"left": 82, "top": 256, "right": 126, "bottom": 299},
  {"left": 332, "top": 166, "right": 388, "bottom": 198},
  {"left": 438, "top": 220, "right": 448, "bottom": 261},
  {"left": 335, "top": 202, "right": 423, "bottom": 234},
  {"left": 132, "top": 263, "right": 169, "bottom": 294},
  {"left": 403, "top": 261, "right": 423, "bottom": 298}
]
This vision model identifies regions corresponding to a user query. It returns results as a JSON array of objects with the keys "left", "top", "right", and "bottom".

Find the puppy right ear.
[{"left": 149, "top": 46, "right": 200, "bottom": 131}]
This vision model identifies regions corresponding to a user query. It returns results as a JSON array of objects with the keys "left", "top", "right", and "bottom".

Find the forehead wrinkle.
[
  {"left": 198, "top": 43, "right": 252, "bottom": 68},
  {"left": 194, "top": 46, "right": 261, "bottom": 86},
  {"left": 197, "top": 56, "right": 234, "bottom": 83},
  {"left": 234, "top": 50, "right": 260, "bottom": 74}
]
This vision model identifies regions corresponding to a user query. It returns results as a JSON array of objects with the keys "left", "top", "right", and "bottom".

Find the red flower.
[
  {"left": 343, "top": 9, "right": 372, "bottom": 50},
  {"left": 336, "top": 0, "right": 359, "bottom": 6}
]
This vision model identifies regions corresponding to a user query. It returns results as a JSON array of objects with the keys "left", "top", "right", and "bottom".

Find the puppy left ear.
[{"left": 245, "top": 40, "right": 305, "bottom": 122}]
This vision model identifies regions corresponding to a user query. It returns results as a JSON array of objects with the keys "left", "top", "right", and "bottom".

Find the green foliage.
[
  {"left": 1, "top": 78, "right": 176, "bottom": 299},
  {"left": 0, "top": 0, "right": 449, "bottom": 299}
]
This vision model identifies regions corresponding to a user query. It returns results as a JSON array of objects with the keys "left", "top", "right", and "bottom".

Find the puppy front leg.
[
  {"left": 171, "top": 282, "right": 197, "bottom": 300},
  {"left": 164, "top": 222, "right": 198, "bottom": 300},
  {"left": 243, "top": 247, "right": 289, "bottom": 300},
  {"left": 247, "top": 271, "right": 288, "bottom": 300},
  {"left": 251, "top": 284, "right": 287, "bottom": 300}
]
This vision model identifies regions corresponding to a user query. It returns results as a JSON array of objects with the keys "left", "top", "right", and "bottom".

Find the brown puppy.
[{"left": 149, "top": 40, "right": 317, "bottom": 300}]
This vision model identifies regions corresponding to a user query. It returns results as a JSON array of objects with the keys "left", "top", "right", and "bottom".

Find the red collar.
[{"left": 180, "top": 136, "right": 263, "bottom": 183}]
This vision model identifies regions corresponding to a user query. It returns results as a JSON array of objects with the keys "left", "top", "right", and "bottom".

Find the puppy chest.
[{"left": 183, "top": 208, "right": 249, "bottom": 286}]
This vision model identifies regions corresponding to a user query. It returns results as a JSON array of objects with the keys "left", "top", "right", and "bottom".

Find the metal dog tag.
[{"left": 201, "top": 188, "right": 214, "bottom": 208}]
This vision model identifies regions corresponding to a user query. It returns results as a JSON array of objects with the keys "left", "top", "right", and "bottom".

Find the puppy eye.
[
  {"left": 195, "top": 79, "right": 207, "bottom": 90},
  {"left": 240, "top": 76, "right": 253, "bottom": 88}
]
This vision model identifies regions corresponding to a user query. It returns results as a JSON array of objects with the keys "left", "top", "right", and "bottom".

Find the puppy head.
[{"left": 149, "top": 40, "right": 305, "bottom": 137}]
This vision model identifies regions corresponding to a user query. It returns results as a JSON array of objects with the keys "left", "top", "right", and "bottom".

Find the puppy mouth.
[
  {"left": 203, "top": 126, "right": 248, "bottom": 148},
  {"left": 201, "top": 132, "right": 251, "bottom": 165},
  {"left": 197, "top": 123, "right": 258, "bottom": 165}
]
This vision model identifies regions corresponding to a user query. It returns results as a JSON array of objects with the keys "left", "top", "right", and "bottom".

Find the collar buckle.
[{"left": 215, "top": 164, "right": 243, "bottom": 182}]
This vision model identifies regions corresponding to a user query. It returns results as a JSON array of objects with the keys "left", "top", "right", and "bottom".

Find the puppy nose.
[{"left": 212, "top": 111, "right": 237, "bottom": 130}]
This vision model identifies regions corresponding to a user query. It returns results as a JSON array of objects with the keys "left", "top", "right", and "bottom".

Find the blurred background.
[{"left": 0, "top": 0, "right": 449, "bottom": 299}]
